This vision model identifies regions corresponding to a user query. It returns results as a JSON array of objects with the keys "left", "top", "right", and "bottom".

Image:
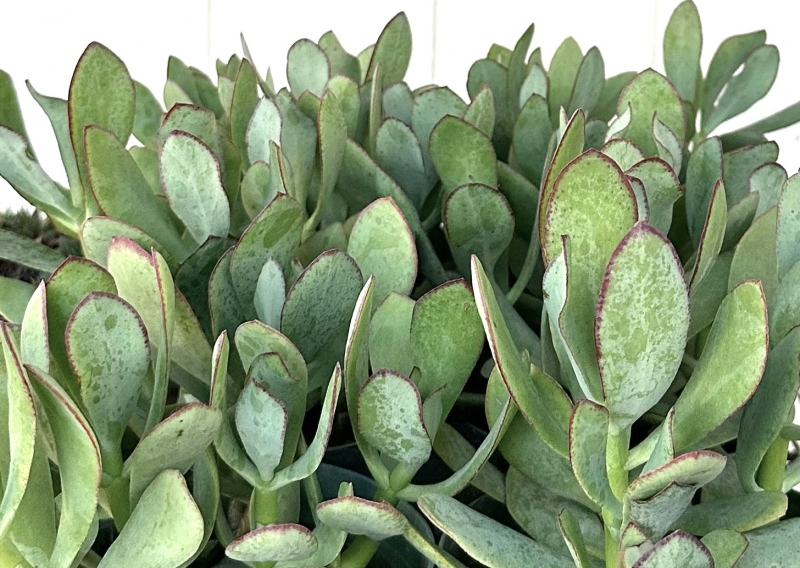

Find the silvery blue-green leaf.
[
  {"left": 632, "top": 531, "right": 712, "bottom": 568},
  {"left": 688, "top": 180, "right": 727, "bottom": 290},
  {"left": 318, "top": 30, "right": 360, "bottom": 82},
  {"left": 158, "top": 103, "right": 222, "bottom": 163},
  {"left": 497, "top": 161, "right": 538, "bottom": 239},
  {"left": 327, "top": 75, "right": 360, "bottom": 140},
  {"left": 671, "top": 281, "right": 767, "bottom": 450},
  {"left": 132, "top": 80, "right": 162, "bottom": 148},
  {"left": 129, "top": 145, "right": 160, "bottom": 195},
  {"left": 230, "top": 59, "right": 259, "bottom": 166},
  {"left": 506, "top": 24, "right": 533, "bottom": 110},
  {"left": 617, "top": 70, "right": 685, "bottom": 156},
  {"left": 67, "top": 292, "right": 149, "bottom": 473},
  {"left": 602, "top": 139, "right": 645, "bottom": 171},
  {"left": 281, "top": 250, "right": 362, "bottom": 363},
  {"left": 722, "top": 193, "right": 760, "bottom": 251},
  {"left": 380, "top": 84, "right": 412, "bottom": 129},
  {"left": 317, "top": 495, "right": 407, "bottom": 540},
  {"left": 369, "top": 292, "right": 414, "bottom": 376},
  {"left": 605, "top": 103, "right": 632, "bottom": 142},
  {"left": 558, "top": 509, "right": 596, "bottom": 568},
  {"left": 240, "top": 160, "right": 272, "bottom": 219},
  {"left": 163, "top": 79, "right": 192, "bottom": 109},
  {"left": 626, "top": 451, "right": 726, "bottom": 508},
  {"left": 0, "top": 277, "right": 34, "bottom": 324},
  {"left": 519, "top": 63, "right": 548, "bottom": 108},
  {"left": 99, "top": 470, "right": 203, "bottom": 568},
  {"left": 750, "top": 162, "right": 787, "bottom": 216},
  {"left": 594, "top": 71, "right": 636, "bottom": 122},
  {"left": 512, "top": 94, "right": 552, "bottom": 187},
  {"left": 81, "top": 216, "right": 177, "bottom": 272},
  {"left": 410, "top": 278, "right": 483, "bottom": 417},
  {"left": 537, "top": 109, "right": 585, "bottom": 252},
  {"left": 230, "top": 194, "right": 303, "bottom": 309},
  {"left": 627, "top": 177, "right": 649, "bottom": 223},
  {"left": 125, "top": 403, "right": 222, "bottom": 506},
  {"left": 84, "top": 126, "right": 188, "bottom": 260},
  {"left": 663, "top": 1, "right": 702, "bottom": 103},
  {"left": 19, "top": 281, "right": 48, "bottom": 372},
  {"left": 411, "top": 86, "right": 466, "bottom": 182},
  {"left": 45, "top": 258, "right": 116, "bottom": 397},
  {"left": 0, "top": 326, "right": 37, "bottom": 542},
  {"left": 358, "top": 370, "right": 431, "bottom": 470},
  {"left": 464, "top": 86, "right": 495, "bottom": 139},
  {"left": 685, "top": 137, "right": 723, "bottom": 247},
  {"left": 548, "top": 37, "right": 583, "bottom": 127},
  {"left": 227, "top": 523, "right": 317, "bottom": 563},
  {"left": 700, "top": 530, "right": 748, "bottom": 568},
  {"left": 737, "top": 518, "right": 800, "bottom": 567},
  {"left": 443, "top": 183, "right": 513, "bottom": 275},
  {"left": 287, "top": 39, "right": 330, "bottom": 98},
  {"left": 569, "top": 400, "right": 617, "bottom": 511},
  {"left": 307, "top": 89, "right": 347, "bottom": 235},
  {"left": 246, "top": 97, "right": 281, "bottom": 165},
  {"left": 253, "top": 258, "right": 284, "bottom": 329},
  {"left": 235, "top": 378, "right": 287, "bottom": 482},
  {"left": 430, "top": 116, "right": 497, "bottom": 200},
  {"left": 347, "top": 197, "right": 417, "bottom": 305},
  {"left": 737, "top": 327, "right": 800, "bottom": 491},
  {"left": 629, "top": 483, "right": 697, "bottom": 542},
  {"left": 367, "top": 63, "right": 383, "bottom": 157},
  {"left": 728, "top": 208, "right": 778, "bottom": 303},
  {"left": 776, "top": 173, "right": 800, "bottom": 279},
  {"left": 26, "top": 81, "right": 82, "bottom": 196},
  {"left": 703, "top": 45, "right": 778, "bottom": 135},
  {"left": 166, "top": 56, "right": 202, "bottom": 104},
  {"left": 506, "top": 466, "right": 604, "bottom": 560},
  {"left": 365, "top": 12, "right": 411, "bottom": 85},
  {"left": 467, "top": 58, "right": 511, "bottom": 158},
  {"left": 596, "top": 223, "right": 689, "bottom": 430},
  {"left": 722, "top": 141, "right": 778, "bottom": 207},
  {"left": 473, "top": 257, "right": 569, "bottom": 457},
  {"left": 26, "top": 364, "right": 101, "bottom": 568},
  {"left": 0, "top": 127, "right": 76, "bottom": 229},
  {"left": 419, "top": 493, "right": 573, "bottom": 567},
  {"left": 0, "top": 227, "right": 64, "bottom": 274},
  {"left": 675, "top": 491, "right": 787, "bottom": 536},
  {"left": 68, "top": 43, "right": 135, "bottom": 210},
  {"left": 626, "top": 158, "right": 682, "bottom": 235},
  {"left": 652, "top": 115, "right": 682, "bottom": 173},
  {"left": 769, "top": 260, "right": 800, "bottom": 344},
  {"left": 375, "top": 118, "right": 428, "bottom": 209},
  {"left": 234, "top": 321, "right": 307, "bottom": 383},
  {"left": 568, "top": 46, "right": 604, "bottom": 117},
  {"left": 161, "top": 131, "right": 230, "bottom": 244}
]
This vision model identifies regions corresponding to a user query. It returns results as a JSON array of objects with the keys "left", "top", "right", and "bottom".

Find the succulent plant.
[{"left": 2, "top": 1, "right": 800, "bottom": 566}]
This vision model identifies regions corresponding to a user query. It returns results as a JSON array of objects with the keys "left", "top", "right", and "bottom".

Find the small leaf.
[
  {"left": 568, "top": 46, "right": 605, "bottom": 117},
  {"left": 0, "top": 228, "right": 65, "bottom": 273},
  {"left": 430, "top": 116, "right": 497, "bottom": 199},
  {"left": 685, "top": 137, "right": 723, "bottom": 247},
  {"left": 728, "top": 208, "right": 778, "bottom": 304},
  {"left": 722, "top": 141, "right": 778, "bottom": 206},
  {"left": 227, "top": 524, "right": 317, "bottom": 563},
  {"left": 602, "top": 139, "right": 646, "bottom": 171},
  {"left": 375, "top": 119, "right": 428, "bottom": 209},
  {"left": 688, "top": 179, "right": 727, "bottom": 293},
  {"left": 234, "top": 321, "right": 307, "bottom": 384},
  {"left": 632, "top": 530, "right": 712, "bottom": 568},
  {"left": 770, "top": 260, "right": 800, "bottom": 344},
  {"left": 235, "top": 378, "right": 287, "bottom": 482},
  {"left": 512, "top": 94, "right": 552, "bottom": 187},
  {"left": 464, "top": 86, "right": 495, "bottom": 137},
  {"left": 230, "top": 59, "right": 259, "bottom": 166},
  {"left": 700, "top": 530, "right": 748, "bottom": 568},
  {"left": 676, "top": 491, "right": 787, "bottom": 536},
  {"left": 652, "top": 115, "right": 683, "bottom": 173},
  {"left": 158, "top": 103, "right": 222, "bottom": 162},
  {"left": 246, "top": 97, "right": 282, "bottom": 165},
  {"left": 369, "top": 293, "right": 414, "bottom": 376},
  {"left": 317, "top": 496, "right": 407, "bottom": 540},
  {"left": 99, "top": 470, "right": 204, "bottom": 568},
  {"left": 548, "top": 37, "right": 583, "bottom": 127},
  {"left": 569, "top": 400, "right": 617, "bottom": 511},
  {"left": 750, "top": 162, "right": 787, "bottom": 216},
  {"left": 626, "top": 158, "right": 682, "bottom": 235},
  {"left": 81, "top": 217, "right": 176, "bottom": 270}
]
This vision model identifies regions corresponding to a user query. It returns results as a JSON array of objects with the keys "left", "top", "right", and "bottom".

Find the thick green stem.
[
  {"left": 251, "top": 486, "right": 281, "bottom": 528},
  {"left": 757, "top": 436, "right": 789, "bottom": 492},
  {"left": 602, "top": 513, "right": 620, "bottom": 568},
  {"left": 607, "top": 428, "right": 630, "bottom": 502}
]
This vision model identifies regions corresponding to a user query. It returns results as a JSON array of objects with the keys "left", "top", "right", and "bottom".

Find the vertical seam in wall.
[
  {"left": 207, "top": 0, "right": 213, "bottom": 74},
  {"left": 651, "top": 0, "right": 659, "bottom": 69},
  {"left": 431, "top": 0, "right": 438, "bottom": 84}
]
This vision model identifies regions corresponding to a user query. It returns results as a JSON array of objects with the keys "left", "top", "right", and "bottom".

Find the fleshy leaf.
[
  {"left": 429, "top": 116, "right": 497, "bottom": 199},
  {"left": 317, "top": 495, "right": 406, "bottom": 540},
  {"left": 365, "top": 12, "right": 412, "bottom": 85},
  {"left": 701, "top": 529, "right": 748, "bottom": 568},
  {"left": 663, "top": 1, "right": 702, "bottom": 102},
  {"left": 569, "top": 400, "right": 617, "bottom": 511},
  {"left": 369, "top": 293, "right": 414, "bottom": 376},
  {"left": 631, "top": 530, "right": 712, "bottom": 568},
  {"left": 688, "top": 180, "right": 727, "bottom": 290},
  {"left": 617, "top": 70, "right": 685, "bottom": 156},
  {"left": 776, "top": 173, "right": 800, "bottom": 279},
  {"left": 235, "top": 378, "right": 287, "bottom": 482}
]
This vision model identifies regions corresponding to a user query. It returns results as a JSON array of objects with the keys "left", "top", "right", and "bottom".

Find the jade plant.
[{"left": 2, "top": 1, "right": 800, "bottom": 566}]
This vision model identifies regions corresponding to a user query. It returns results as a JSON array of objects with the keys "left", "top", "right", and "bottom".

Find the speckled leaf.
[
  {"left": 632, "top": 531, "right": 712, "bottom": 568},
  {"left": 234, "top": 321, "right": 307, "bottom": 384},
  {"left": 375, "top": 119, "right": 427, "bottom": 209},
  {"left": 750, "top": 163, "right": 787, "bottom": 216},
  {"left": 365, "top": 12, "right": 411, "bottom": 85},
  {"left": 286, "top": 39, "right": 330, "bottom": 98},
  {"left": 617, "top": 70, "right": 685, "bottom": 156},
  {"left": 737, "top": 327, "right": 800, "bottom": 491},
  {"left": 246, "top": 97, "right": 281, "bottom": 165},
  {"left": 444, "top": 183, "right": 513, "bottom": 274},
  {"left": 519, "top": 63, "right": 548, "bottom": 108},
  {"left": 252, "top": 258, "right": 284, "bottom": 329},
  {"left": 125, "top": 403, "right": 222, "bottom": 505},
  {"left": 369, "top": 292, "right": 414, "bottom": 376},
  {"left": 319, "top": 30, "right": 359, "bottom": 82},
  {"left": 26, "top": 365, "right": 101, "bottom": 568},
  {"left": 603, "top": 139, "right": 646, "bottom": 171},
  {"left": 327, "top": 75, "right": 360, "bottom": 139},
  {"left": 626, "top": 451, "right": 726, "bottom": 507},
  {"left": 538, "top": 110, "right": 585, "bottom": 246},
  {"left": 410, "top": 279, "right": 483, "bottom": 418},
  {"left": 596, "top": 223, "right": 689, "bottom": 430},
  {"left": 643, "top": 409, "right": 676, "bottom": 475},
  {"left": 569, "top": 400, "right": 617, "bottom": 510},
  {"left": 729, "top": 208, "right": 778, "bottom": 304},
  {"left": 0, "top": 227, "right": 64, "bottom": 274},
  {"left": 235, "top": 378, "right": 287, "bottom": 482},
  {"left": 663, "top": 1, "right": 702, "bottom": 102},
  {"left": 736, "top": 518, "right": 800, "bottom": 567},
  {"left": 358, "top": 370, "right": 430, "bottom": 469},
  {"left": 308, "top": 89, "right": 347, "bottom": 233},
  {"left": 418, "top": 493, "right": 573, "bottom": 567},
  {"left": 99, "top": 470, "right": 203, "bottom": 568},
  {"left": 281, "top": 250, "right": 362, "bottom": 362},
  {"left": 19, "top": 282, "right": 48, "bottom": 373},
  {"left": 68, "top": 43, "right": 135, "bottom": 208},
  {"left": 722, "top": 141, "right": 778, "bottom": 207},
  {"left": 513, "top": 94, "right": 552, "bottom": 187},
  {"left": 317, "top": 496, "right": 406, "bottom": 540},
  {"left": 474, "top": 256, "right": 568, "bottom": 456},
  {"left": 227, "top": 523, "right": 317, "bottom": 563},
  {"left": 688, "top": 180, "right": 727, "bottom": 290},
  {"left": 158, "top": 104, "right": 221, "bottom": 162},
  {"left": 777, "top": 173, "right": 800, "bottom": 279},
  {"left": 671, "top": 281, "right": 767, "bottom": 450},
  {"left": 652, "top": 115, "right": 682, "bottom": 173},
  {"left": 464, "top": 86, "right": 495, "bottom": 138},
  {"left": 347, "top": 197, "right": 416, "bottom": 305},
  {"left": 700, "top": 530, "right": 748, "bottom": 568},
  {"left": 161, "top": 132, "right": 230, "bottom": 244},
  {"left": 629, "top": 483, "right": 697, "bottom": 542},
  {"left": 430, "top": 116, "right": 497, "bottom": 200},
  {"left": 67, "top": 292, "right": 148, "bottom": 471},
  {"left": 558, "top": 509, "right": 595, "bottom": 568},
  {"left": 770, "top": 260, "right": 800, "bottom": 344},
  {"left": 230, "top": 194, "right": 303, "bottom": 308},
  {"left": 626, "top": 158, "right": 682, "bottom": 234},
  {"left": 81, "top": 217, "right": 176, "bottom": 270},
  {"left": 240, "top": 161, "right": 271, "bottom": 220},
  {"left": 676, "top": 491, "right": 787, "bottom": 536}
]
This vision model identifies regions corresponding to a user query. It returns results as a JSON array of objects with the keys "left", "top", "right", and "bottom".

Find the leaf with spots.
[
  {"left": 632, "top": 531, "right": 713, "bottom": 568},
  {"left": 235, "top": 378, "right": 287, "bottom": 482}
]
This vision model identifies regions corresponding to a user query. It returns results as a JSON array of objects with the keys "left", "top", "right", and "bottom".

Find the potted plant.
[{"left": 1, "top": 1, "right": 800, "bottom": 566}]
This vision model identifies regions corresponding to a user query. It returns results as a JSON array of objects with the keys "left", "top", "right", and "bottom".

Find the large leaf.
[
  {"left": 287, "top": 39, "right": 330, "bottom": 97},
  {"left": 317, "top": 495, "right": 406, "bottom": 541},
  {"left": 99, "top": 470, "right": 204, "bottom": 568},
  {"left": 235, "top": 378, "right": 287, "bottom": 482},
  {"left": 632, "top": 531, "right": 712, "bottom": 568},
  {"left": 569, "top": 400, "right": 617, "bottom": 511},
  {"left": 0, "top": 228, "right": 65, "bottom": 274},
  {"left": 365, "top": 12, "right": 412, "bottom": 85},
  {"left": 675, "top": 491, "right": 787, "bottom": 536},
  {"left": 737, "top": 518, "right": 800, "bottom": 567},
  {"left": 430, "top": 116, "right": 497, "bottom": 199},
  {"left": 663, "top": 1, "right": 702, "bottom": 103},
  {"left": 776, "top": 173, "right": 800, "bottom": 279},
  {"left": 617, "top": 70, "right": 685, "bottom": 156},
  {"left": 227, "top": 524, "right": 317, "bottom": 563},
  {"left": 596, "top": 223, "right": 689, "bottom": 430},
  {"left": 728, "top": 208, "right": 778, "bottom": 305}
]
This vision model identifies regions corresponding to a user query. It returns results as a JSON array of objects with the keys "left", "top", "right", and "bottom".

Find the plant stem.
[
  {"left": 602, "top": 515, "right": 620, "bottom": 568},
  {"left": 757, "top": 436, "right": 789, "bottom": 492}
]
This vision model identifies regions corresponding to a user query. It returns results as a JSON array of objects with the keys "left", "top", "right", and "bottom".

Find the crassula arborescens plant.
[{"left": 2, "top": 1, "right": 800, "bottom": 566}]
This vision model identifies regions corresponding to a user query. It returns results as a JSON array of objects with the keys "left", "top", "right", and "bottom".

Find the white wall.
[{"left": 2, "top": 0, "right": 799, "bottom": 211}]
